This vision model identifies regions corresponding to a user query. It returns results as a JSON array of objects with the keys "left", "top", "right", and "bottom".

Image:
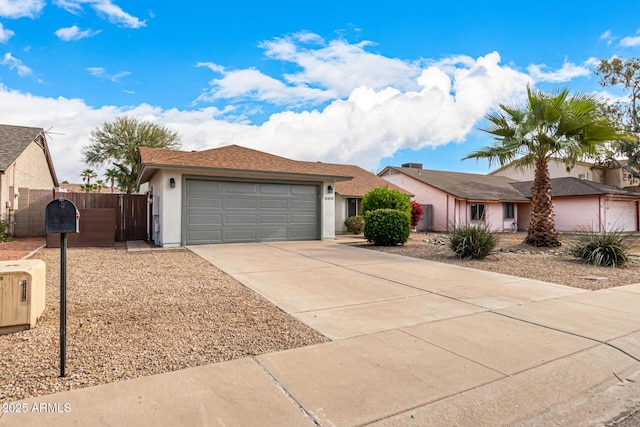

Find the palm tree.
[
  {"left": 464, "top": 86, "right": 630, "bottom": 247},
  {"left": 104, "top": 168, "right": 118, "bottom": 193},
  {"left": 83, "top": 116, "right": 181, "bottom": 193},
  {"left": 80, "top": 168, "right": 98, "bottom": 192}
]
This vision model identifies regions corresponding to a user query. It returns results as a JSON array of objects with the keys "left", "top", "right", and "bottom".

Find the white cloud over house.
[{"left": 526, "top": 61, "right": 592, "bottom": 83}]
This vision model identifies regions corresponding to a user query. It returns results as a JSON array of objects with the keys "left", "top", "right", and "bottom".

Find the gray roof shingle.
[
  {"left": 385, "top": 167, "right": 530, "bottom": 201},
  {"left": 0, "top": 124, "right": 44, "bottom": 171},
  {"left": 511, "top": 177, "right": 640, "bottom": 198}
]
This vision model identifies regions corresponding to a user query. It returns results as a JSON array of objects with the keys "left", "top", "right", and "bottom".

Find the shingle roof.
[
  {"left": 384, "top": 166, "right": 529, "bottom": 201},
  {"left": 138, "top": 145, "right": 354, "bottom": 184},
  {"left": 0, "top": 124, "right": 44, "bottom": 171},
  {"left": 0, "top": 124, "right": 58, "bottom": 186},
  {"left": 511, "top": 177, "right": 640, "bottom": 198},
  {"left": 309, "top": 163, "right": 411, "bottom": 197}
]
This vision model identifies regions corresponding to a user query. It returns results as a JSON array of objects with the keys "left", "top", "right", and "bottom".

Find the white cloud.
[
  {"left": 0, "top": 50, "right": 533, "bottom": 182},
  {"left": 199, "top": 33, "right": 421, "bottom": 105},
  {"left": 1, "top": 53, "right": 32, "bottom": 76},
  {"left": 0, "top": 23, "right": 14, "bottom": 43},
  {"left": 600, "top": 29, "right": 613, "bottom": 46},
  {"left": 526, "top": 61, "right": 591, "bottom": 83},
  {"left": 196, "top": 62, "right": 225, "bottom": 73},
  {"left": 55, "top": 25, "right": 101, "bottom": 41},
  {"left": 53, "top": 0, "right": 145, "bottom": 28},
  {"left": 0, "top": 0, "right": 44, "bottom": 18},
  {"left": 620, "top": 36, "right": 640, "bottom": 47},
  {"left": 87, "top": 66, "right": 131, "bottom": 82}
]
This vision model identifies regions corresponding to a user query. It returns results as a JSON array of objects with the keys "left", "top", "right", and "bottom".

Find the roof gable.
[
  {"left": 138, "top": 145, "right": 354, "bottom": 183},
  {"left": 308, "top": 163, "right": 411, "bottom": 197},
  {"left": 384, "top": 166, "right": 529, "bottom": 201},
  {"left": 0, "top": 124, "right": 58, "bottom": 186}
]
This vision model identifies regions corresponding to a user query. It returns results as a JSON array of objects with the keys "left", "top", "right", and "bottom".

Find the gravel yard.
[
  {"left": 359, "top": 232, "right": 640, "bottom": 291},
  {"left": 0, "top": 247, "right": 328, "bottom": 404}
]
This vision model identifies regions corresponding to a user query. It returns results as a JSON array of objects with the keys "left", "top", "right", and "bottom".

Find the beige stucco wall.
[
  {"left": 0, "top": 141, "right": 55, "bottom": 222},
  {"left": 145, "top": 170, "right": 336, "bottom": 247},
  {"left": 491, "top": 160, "right": 596, "bottom": 182}
]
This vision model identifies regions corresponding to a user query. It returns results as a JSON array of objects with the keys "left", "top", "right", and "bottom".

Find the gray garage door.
[{"left": 185, "top": 179, "right": 319, "bottom": 244}]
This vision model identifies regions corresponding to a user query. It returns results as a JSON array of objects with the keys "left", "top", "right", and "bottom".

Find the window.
[
  {"left": 470, "top": 203, "right": 485, "bottom": 221},
  {"left": 503, "top": 203, "right": 515, "bottom": 219},
  {"left": 347, "top": 198, "right": 362, "bottom": 217},
  {"left": 578, "top": 173, "right": 587, "bottom": 180}
]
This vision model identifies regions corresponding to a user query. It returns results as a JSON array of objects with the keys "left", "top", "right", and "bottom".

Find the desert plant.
[
  {"left": 363, "top": 209, "right": 411, "bottom": 246},
  {"left": 449, "top": 225, "right": 498, "bottom": 260},
  {"left": 411, "top": 200, "right": 423, "bottom": 228},
  {"left": 344, "top": 215, "right": 365, "bottom": 234},
  {"left": 0, "top": 220, "right": 12, "bottom": 242},
  {"left": 361, "top": 187, "right": 411, "bottom": 218},
  {"left": 571, "top": 230, "right": 631, "bottom": 267}
]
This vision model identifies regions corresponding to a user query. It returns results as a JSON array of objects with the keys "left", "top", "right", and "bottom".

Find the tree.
[
  {"left": 104, "top": 168, "right": 118, "bottom": 193},
  {"left": 595, "top": 57, "right": 640, "bottom": 172},
  {"left": 83, "top": 116, "right": 181, "bottom": 193},
  {"left": 361, "top": 187, "right": 411, "bottom": 218},
  {"left": 80, "top": 168, "right": 97, "bottom": 192},
  {"left": 464, "top": 86, "right": 630, "bottom": 247}
]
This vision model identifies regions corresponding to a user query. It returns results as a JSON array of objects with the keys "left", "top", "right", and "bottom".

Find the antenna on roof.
[{"left": 44, "top": 127, "right": 66, "bottom": 139}]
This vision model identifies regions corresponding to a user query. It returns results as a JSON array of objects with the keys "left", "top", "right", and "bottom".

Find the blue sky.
[{"left": 1, "top": 0, "right": 639, "bottom": 182}]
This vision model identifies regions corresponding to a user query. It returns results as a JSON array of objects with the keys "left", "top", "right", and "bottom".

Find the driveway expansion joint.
[{"left": 252, "top": 357, "right": 320, "bottom": 427}]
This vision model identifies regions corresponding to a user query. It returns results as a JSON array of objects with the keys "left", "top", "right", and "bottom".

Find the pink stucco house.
[{"left": 380, "top": 164, "right": 640, "bottom": 233}]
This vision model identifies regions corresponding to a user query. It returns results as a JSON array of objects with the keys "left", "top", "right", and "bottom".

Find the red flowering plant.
[{"left": 410, "top": 200, "right": 423, "bottom": 228}]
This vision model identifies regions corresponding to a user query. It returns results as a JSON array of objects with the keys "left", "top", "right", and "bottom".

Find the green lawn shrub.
[{"left": 363, "top": 209, "right": 411, "bottom": 246}]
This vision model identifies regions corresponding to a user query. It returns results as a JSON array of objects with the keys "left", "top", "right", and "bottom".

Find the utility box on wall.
[{"left": 0, "top": 260, "right": 46, "bottom": 335}]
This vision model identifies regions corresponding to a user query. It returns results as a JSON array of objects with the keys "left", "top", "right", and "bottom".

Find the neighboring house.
[
  {"left": 59, "top": 183, "right": 124, "bottom": 194},
  {"left": 0, "top": 124, "right": 59, "bottom": 236},
  {"left": 380, "top": 163, "right": 640, "bottom": 233},
  {"left": 379, "top": 164, "right": 529, "bottom": 232},
  {"left": 511, "top": 177, "right": 640, "bottom": 232},
  {"left": 136, "top": 145, "right": 353, "bottom": 246},
  {"left": 306, "top": 163, "right": 411, "bottom": 234},
  {"left": 490, "top": 157, "right": 640, "bottom": 189}
]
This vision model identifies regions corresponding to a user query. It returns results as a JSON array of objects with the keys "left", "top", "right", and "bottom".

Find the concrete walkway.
[{"left": 3, "top": 241, "right": 640, "bottom": 426}]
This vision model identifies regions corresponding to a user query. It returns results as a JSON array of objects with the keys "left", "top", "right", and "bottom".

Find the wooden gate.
[{"left": 47, "top": 193, "right": 148, "bottom": 246}]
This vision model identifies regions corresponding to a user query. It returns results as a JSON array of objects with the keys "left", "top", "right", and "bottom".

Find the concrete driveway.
[{"left": 5, "top": 240, "right": 640, "bottom": 427}]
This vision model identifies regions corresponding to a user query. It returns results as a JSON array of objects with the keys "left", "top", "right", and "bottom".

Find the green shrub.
[
  {"left": 0, "top": 220, "right": 12, "bottom": 242},
  {"left": 344, "top": 216, "right": 365, "bottom": 234},
  {"left": 571, "top": 230, "right": 630, "bottom": 267},
  {"left": 364, "top": 209, "right": 411, "bottom": 246},
  {"left": 449, "top": 225, "right": 498, "bottom": 260},
  {"left": 361, "top": 187, "right": 411, "bottom": 218}
]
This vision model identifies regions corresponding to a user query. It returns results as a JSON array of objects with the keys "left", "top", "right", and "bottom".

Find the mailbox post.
[{"left": 45, "top": 198, "right": 80, "bottom": 378}]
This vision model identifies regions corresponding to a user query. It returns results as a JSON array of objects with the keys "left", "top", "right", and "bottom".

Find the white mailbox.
[{"left": 0, "top": 259, "right": 46, "bottom": 335}]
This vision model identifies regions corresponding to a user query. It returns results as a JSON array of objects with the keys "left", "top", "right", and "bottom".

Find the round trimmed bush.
[
  {"left": 361, "top": 187, "right": 411, "bottom": 218},
  {"left": 344, "top": 215, "right": 365, "bottom": 234},
  {"left": 449, "top": 225, "right": 498, "bottom": 260},
  {"left": 364, "top": 209, "right": 411, "bottom": 246}
]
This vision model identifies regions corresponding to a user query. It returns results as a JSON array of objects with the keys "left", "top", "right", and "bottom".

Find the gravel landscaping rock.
[
  {"left": 361, "top": 232, "right": 640, "bottom": 291},
  {"left": 0, "top": 247, "right": 328, "bottom": 404}
]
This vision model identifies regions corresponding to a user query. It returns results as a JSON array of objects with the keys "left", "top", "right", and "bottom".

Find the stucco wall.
[
  {"left": 552, "top": 197, "right": 601, "bottom": 232},
  {"left": 144, "top": 170, "right": 336, "bottom": 246},
  {"left": 335, "top": 195, "right": 348, "bottom": 234},
  {"left": 0, "top": 141, "right": 55, "bottom": 223},
  {"left": 382, "top": 173, "right": 452, "bottom": 231},
  {"left": 492, "top": 161, "right": 596, "bottom": 182}
]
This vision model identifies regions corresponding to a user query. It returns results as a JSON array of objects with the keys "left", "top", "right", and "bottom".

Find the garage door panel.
[
  {"left": 185, "top": 179, "right": 319, "bottom": 244},
  {"left": 260, "top": 184, "right": 289, "bottom": 195},
  {"left": 260, "top": 214, "right": 288, "bottom": 224},
  {"left": 188, "top": 214, "right": 223, "bottom": 225},
  {"left": 260, "top": 199, "right": 288, "bottom": 209},
  {"left": 225, "top": 198, "right": 257, "bottom": 209},
  {"left": 226, "top": 182, "right": 259, "bottom": 194},
  {"left": 188, "top": 198, "right": 222, "bottom": 208}
]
